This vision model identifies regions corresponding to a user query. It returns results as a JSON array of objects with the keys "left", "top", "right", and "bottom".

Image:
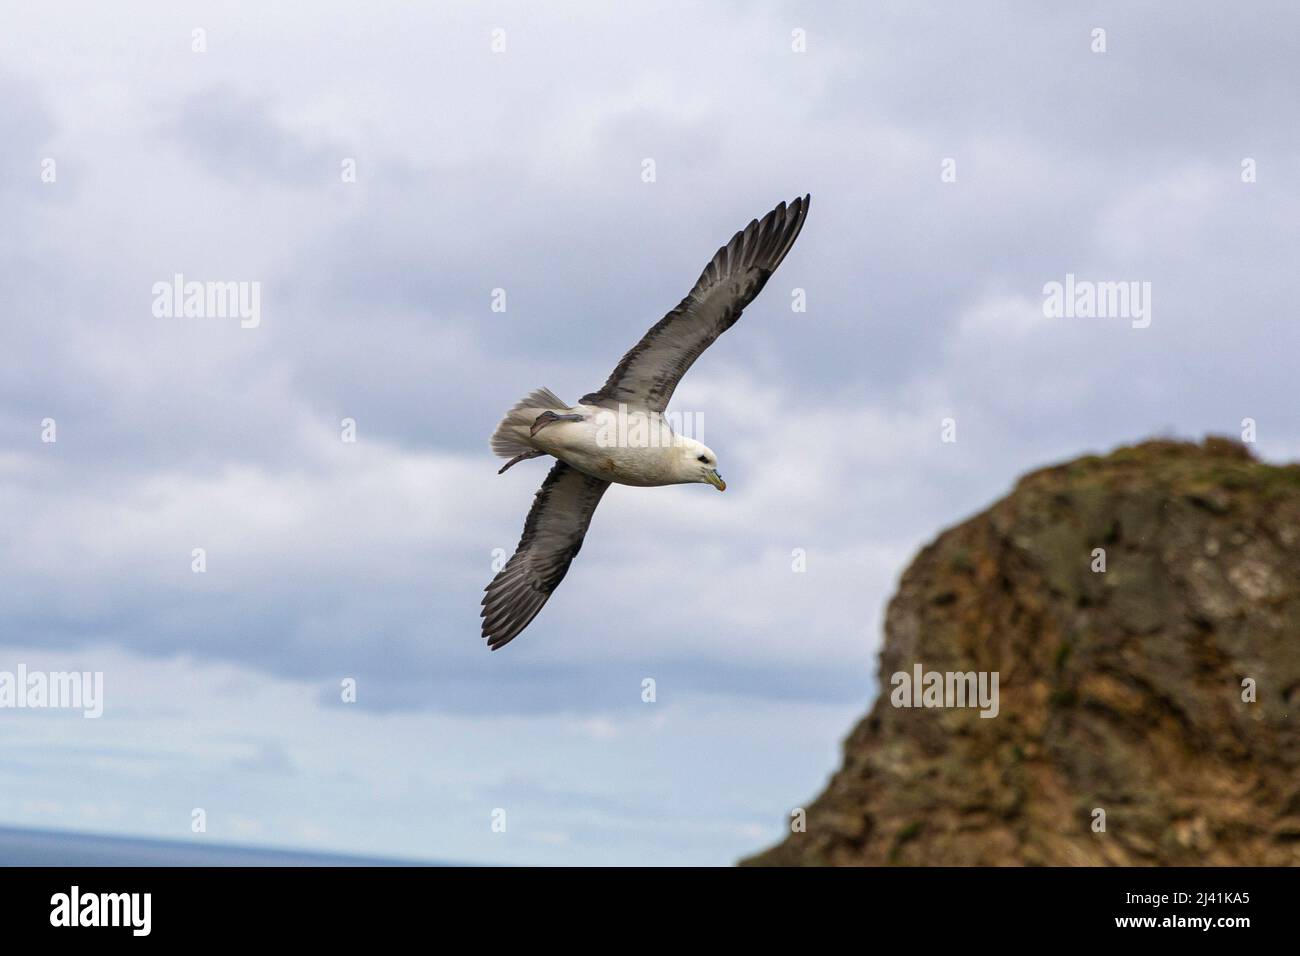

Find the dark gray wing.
[
  {"left": 581, "top": 195, "right": 810, "bottom": 414},
  {"left": 481, "top": 461, "right": 610, "bottom": 650}
]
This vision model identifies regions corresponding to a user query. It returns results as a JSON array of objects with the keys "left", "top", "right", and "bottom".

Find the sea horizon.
[{"left": 0, "top": 823, "right": 455, "bottom": 867}]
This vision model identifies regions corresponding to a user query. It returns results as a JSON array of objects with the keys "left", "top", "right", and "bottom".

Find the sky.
[{"left": 1, "top": 1, "right": 1297, "bottom": 865}]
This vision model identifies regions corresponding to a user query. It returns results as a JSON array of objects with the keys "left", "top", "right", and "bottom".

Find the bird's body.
[
  {"left": 499, "top": 401, "right": 708, "bottom": 487},
  {"left": 481, "top": 195, "right": 811, "bottom": 649}
]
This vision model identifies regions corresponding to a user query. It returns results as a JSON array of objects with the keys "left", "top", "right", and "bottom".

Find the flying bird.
[{"left": 481, "top": 195, "right": 811, "bottom": 649}]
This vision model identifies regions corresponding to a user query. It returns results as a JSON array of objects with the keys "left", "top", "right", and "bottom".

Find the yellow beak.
[{"left": 705, "top": 470, "right": 726, "bottom": 492}]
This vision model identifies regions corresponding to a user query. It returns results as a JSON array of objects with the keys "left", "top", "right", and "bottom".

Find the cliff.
[{"left": 744, "top": 438, "right": 1300, "bottom": 866}]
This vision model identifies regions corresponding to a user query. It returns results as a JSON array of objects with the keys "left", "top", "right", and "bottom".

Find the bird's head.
[{"left": 677, "top": 437, "right": 725, "bottom": 491}]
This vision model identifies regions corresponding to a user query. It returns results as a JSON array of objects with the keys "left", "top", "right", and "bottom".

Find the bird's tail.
[{"left": 490, "top": 387, "right": 569, "bottom": 458}]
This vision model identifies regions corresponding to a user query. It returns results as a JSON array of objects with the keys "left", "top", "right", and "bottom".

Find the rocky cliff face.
[{"left": 745, "top": 438, "right": 1300, "bottom": 866}]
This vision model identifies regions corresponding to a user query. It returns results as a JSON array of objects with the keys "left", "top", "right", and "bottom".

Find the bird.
[{"left": 481, "top": 195, "right": 811, "bottom": 649}]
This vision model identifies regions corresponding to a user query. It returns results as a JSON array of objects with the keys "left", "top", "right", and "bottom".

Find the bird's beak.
[{"left": 706, "top": 469, "right": 726, "bottom": 492}]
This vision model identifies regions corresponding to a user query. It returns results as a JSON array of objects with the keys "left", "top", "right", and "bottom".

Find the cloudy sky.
[{"left": 1, "top": 1, "right": 1297, "bottom": 865}]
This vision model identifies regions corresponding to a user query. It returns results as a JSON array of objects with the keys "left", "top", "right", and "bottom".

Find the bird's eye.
[{"left": 697, "top": 455, "right": 709, "bottom": 463}]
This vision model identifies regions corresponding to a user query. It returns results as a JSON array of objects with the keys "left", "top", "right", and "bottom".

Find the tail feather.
[{"left": 490, "top": 387, "right": 568, "bottom": 459}]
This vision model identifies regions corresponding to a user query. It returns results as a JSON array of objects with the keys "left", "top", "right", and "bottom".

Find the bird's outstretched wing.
[
  {"left": 581, "top": 195, "right": 810, "bottom": 414},
  {"left": 481, "top": 461, "right": 610, "bottom": 649}
]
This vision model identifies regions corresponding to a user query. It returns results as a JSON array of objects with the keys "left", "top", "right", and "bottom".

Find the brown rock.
[{"left": 743, "top": 438, "right": 1300, "bottom": 866}]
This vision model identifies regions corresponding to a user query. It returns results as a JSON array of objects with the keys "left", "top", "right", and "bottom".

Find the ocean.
[{"left": 0, "top": 824, "right": 441, "bottom": 866}]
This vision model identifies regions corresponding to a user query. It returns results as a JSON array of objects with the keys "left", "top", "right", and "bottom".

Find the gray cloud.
[
  {"left": 1, "top": 0, "right": 1297, "bottom": 862},
  {"left": 160, "top": 87, "right": 346, "bottom": 187}
]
